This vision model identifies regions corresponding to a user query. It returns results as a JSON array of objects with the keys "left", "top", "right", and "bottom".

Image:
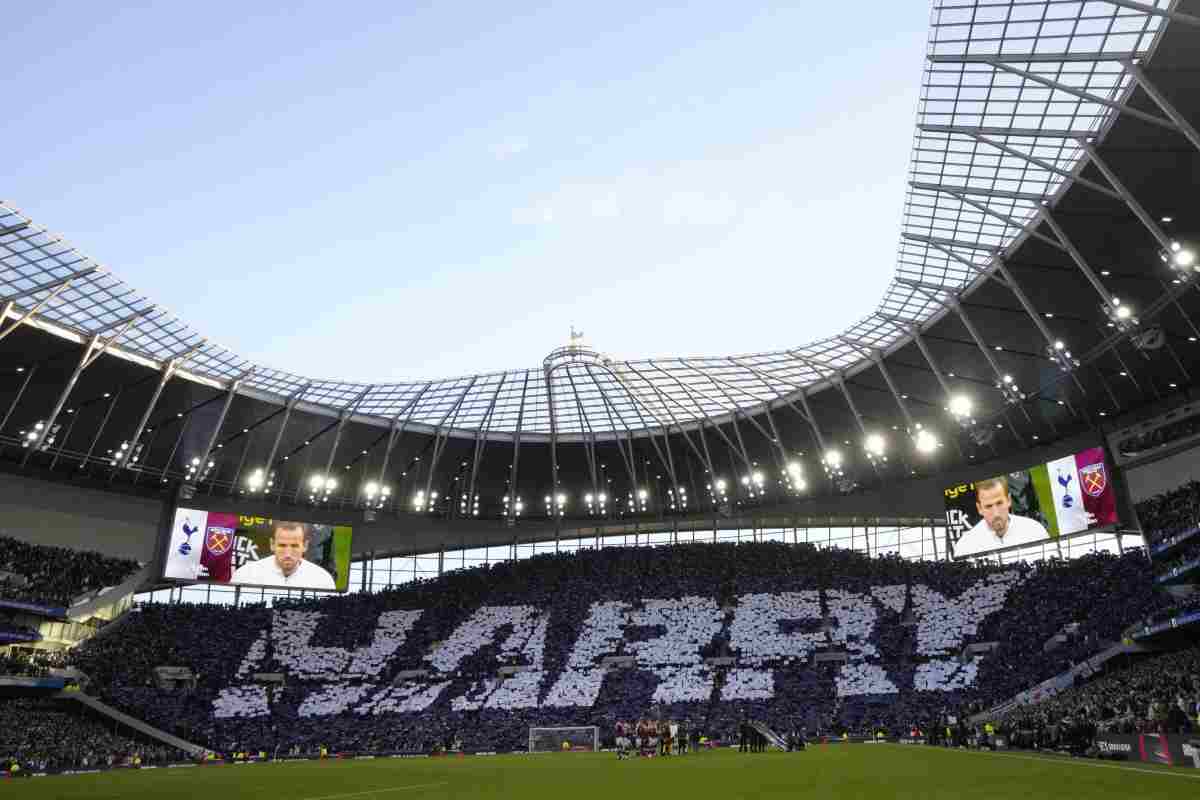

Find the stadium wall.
[
  {"left": 0, "top": 470, "right": 160, "bottom": 560},
  {"left": 1123, "top": 442, "right": 1200, "bottom": 504}
]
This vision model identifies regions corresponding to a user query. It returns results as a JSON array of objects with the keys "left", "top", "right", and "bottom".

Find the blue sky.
[{"left": 7, "top": 2, "right": 930, "bottom": 382}]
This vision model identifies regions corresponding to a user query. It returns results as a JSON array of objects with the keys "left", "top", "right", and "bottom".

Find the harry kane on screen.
[
  {"left": 231, "top": 520, "right": 336, "bottom": 590},
  {"left": 954, "top": 475, "right": 1050, "bottom": 558}
]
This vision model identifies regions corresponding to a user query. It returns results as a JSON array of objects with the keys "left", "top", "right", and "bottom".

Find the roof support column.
[
  {"left": 423, "top": 378, "right": 477, "bottom": 513},
  {"left": 162, "top": 414, "right": 192, "bottom": 486},
  {"left": 877, "top": 313, "right": 970, "bottom": 460},
  {"left": 545, "top": 369, "right": 560, "bottom": 524},
  {"left": 189, "top": 370, "right": 252, "bottom": 486},
  {"left": 112, "top": 342, "right": 206, "bottom": 475},
  {"left": 793, "top": 391, "right": 828, "bottom": 454},
  {"left": 25, "top": 308, "right": 152, "bottom": 461},
  {"left": 320, "top": 386, "right": 372, "bottom": 491},
  {"left": 230, "top": 422, "right": 258, "bottom": 495},
  {"left": 0, "top": 266, "right": 100, "bottom": 344},
  {"left": 262, "top": 384, "right": 309, "bottom": 498},
  {"left": 0, "top": 362, "right": 37, "bottom": 446},
  {"left": 506, "top": 372, "right": 530, "bottom": 524},
  {"left": 582, "top": 364, "right": 638, "bottom": 515},
  {"left": 983, "top": 59, "right": 1177, "bottom": 132},
  {"left": 1038, "top": 209, "right": 1120, "bottom": 308},
  {"left": 1123, "top": 60, "right": 1200, "bottom": 155},
  {"left": 833, "top": 373, "right": 884, "bottom": 474},
  {"left": 563, "top": 367, "right": 600, "bottom": 510},
  {"left": 377, "top": 383, "right": 432, "bottom": 496},
  {"left": 72, "top": 388, "right": 121, "bottom": 472},
  {"left": 465, "top": 378, "right": 507, "bottom": 519},
  {"left": 945, "top": 298, "right": 1032, "bottom": 446},
  {"left": 1077, "top": 139, "right": 1174, "bottom": 250}
]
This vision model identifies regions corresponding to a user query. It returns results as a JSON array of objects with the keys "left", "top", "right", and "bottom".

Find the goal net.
[{"left": 528, "top": 725, "right": 599, "bottom": 753}]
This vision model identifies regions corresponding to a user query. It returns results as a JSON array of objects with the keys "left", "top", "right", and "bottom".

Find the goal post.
[{"left": 528, "top": 725, "right": 600, "bottom": 753}]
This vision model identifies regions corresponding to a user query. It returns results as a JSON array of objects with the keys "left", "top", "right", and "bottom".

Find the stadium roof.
[
  {"left": 2, "top": 0, "right": 1190, "bottom": 440},
  {"left": 2, "top": 0, "right": 1200, "bottom": 530}
]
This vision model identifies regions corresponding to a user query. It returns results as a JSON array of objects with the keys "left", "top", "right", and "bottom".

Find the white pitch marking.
[
  {"left": 300, "top": 781, "right": 449, "bottom": 800},
  {"left": 905, "top": 744, "right": 1200, "bottom": 779}
]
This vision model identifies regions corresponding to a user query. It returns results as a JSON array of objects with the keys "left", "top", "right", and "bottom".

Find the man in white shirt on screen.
[
  {"left": 954, "top": 475, "right": 1049, "bottom": 558},
  {"left": 232, "top": 520, "right": 336, "bottom": 590}
]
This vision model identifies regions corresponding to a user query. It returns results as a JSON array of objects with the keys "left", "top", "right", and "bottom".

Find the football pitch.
[{"left": 7, "top": 746, "right": 1197, "bottom": 800}]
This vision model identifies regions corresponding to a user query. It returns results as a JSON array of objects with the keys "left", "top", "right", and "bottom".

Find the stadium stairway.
[
  {"left": 750, "top": 721, "right": 787, "bottom": 750},
  {"left": 61, "top": 691, "right": 207, "bottom": 758}
]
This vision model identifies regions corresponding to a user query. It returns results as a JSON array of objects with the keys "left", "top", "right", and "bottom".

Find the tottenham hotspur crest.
[
  {"left": 1056, "top": 470, "right": 1075, "bottom": 509},
  {"left": 178, "top": 518, "right": 198, "bottom": 555}
]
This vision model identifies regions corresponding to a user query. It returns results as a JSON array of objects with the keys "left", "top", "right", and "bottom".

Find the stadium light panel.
[
  {"left": 948, "top": 394, "right": 972, "bottom": 420},
  {"left": 914, "top": 429, "right": 938, "bottom": 455}
]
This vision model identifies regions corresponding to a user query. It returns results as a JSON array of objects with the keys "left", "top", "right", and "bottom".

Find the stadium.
[{"left": 2, "top": 1, "right": 1200, "bottom": 797}]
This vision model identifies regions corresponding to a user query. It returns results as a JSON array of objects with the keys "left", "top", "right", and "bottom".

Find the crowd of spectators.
[
  {"left": 998, "top": 646, "right": 1200, "bottom": 746},
  {"left": 1116, "top": 413, "right": 1200, "bottom": 460},
  {"left": 0, "top": 698, "right": 184, "bottom": 772},
  {"left": 0, "top": 617, "right": 40, "bottom": 642},
  {"left": 1156, "top": 542, "right": 1200, "bottom": 581},
  {"left": 1135, "top": 480, "right": 1200, "bottom": 548},
  {"left": 0, "top": 650, "right": 49, "bottom": 677},
  {"left": 0, "top": 536, "right": 140, "bottom": 608},
  {"left": 1137, "top": 593, "right": 1200, "bottom": 631},
  {"left": 65, "top": 542, "right": 1174, "bottom": 755}
]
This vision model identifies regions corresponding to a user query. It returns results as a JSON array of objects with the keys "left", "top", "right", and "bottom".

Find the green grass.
[{"left": 6, "top": 745, "right": 1197, "bottom": 800}]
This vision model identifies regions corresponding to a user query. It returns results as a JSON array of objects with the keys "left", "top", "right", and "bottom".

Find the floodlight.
[
  {"left": 948, "top": 394, "right": 972, "bottom": 419},
  {"left": 246, "top": 469, "right": 265, "bottom": 491},
  {"left": 864, "top": 433, "right": 886, "bottom": 457},
  {"left": 914, "top": 429, "right": 938, "bottom": 455}
]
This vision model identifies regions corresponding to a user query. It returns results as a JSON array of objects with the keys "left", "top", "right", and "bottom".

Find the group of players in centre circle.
[{"left": 614, "top": 718, "right": 701, "bottom": 759}]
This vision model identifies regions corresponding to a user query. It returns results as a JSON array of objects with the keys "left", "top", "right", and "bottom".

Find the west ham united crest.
[
  {"left": 205, "top": 526, "right": 234, "bottom": 556},
  {"left": 1079, "top": 462, "right": 1107, "bottom": 497}
]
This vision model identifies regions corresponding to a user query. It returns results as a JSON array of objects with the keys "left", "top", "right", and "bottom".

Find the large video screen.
[
  {"left": 946, "top": 446, "right": 1118, "bottom": 559},
  {"left": 162, "top": 508, "right": 351, "bottom": 592}
]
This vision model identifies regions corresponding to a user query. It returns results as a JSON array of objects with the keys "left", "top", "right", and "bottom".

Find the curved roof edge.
[{"left": 0, "top": 1, "right": 1173, "bottom": 438}]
